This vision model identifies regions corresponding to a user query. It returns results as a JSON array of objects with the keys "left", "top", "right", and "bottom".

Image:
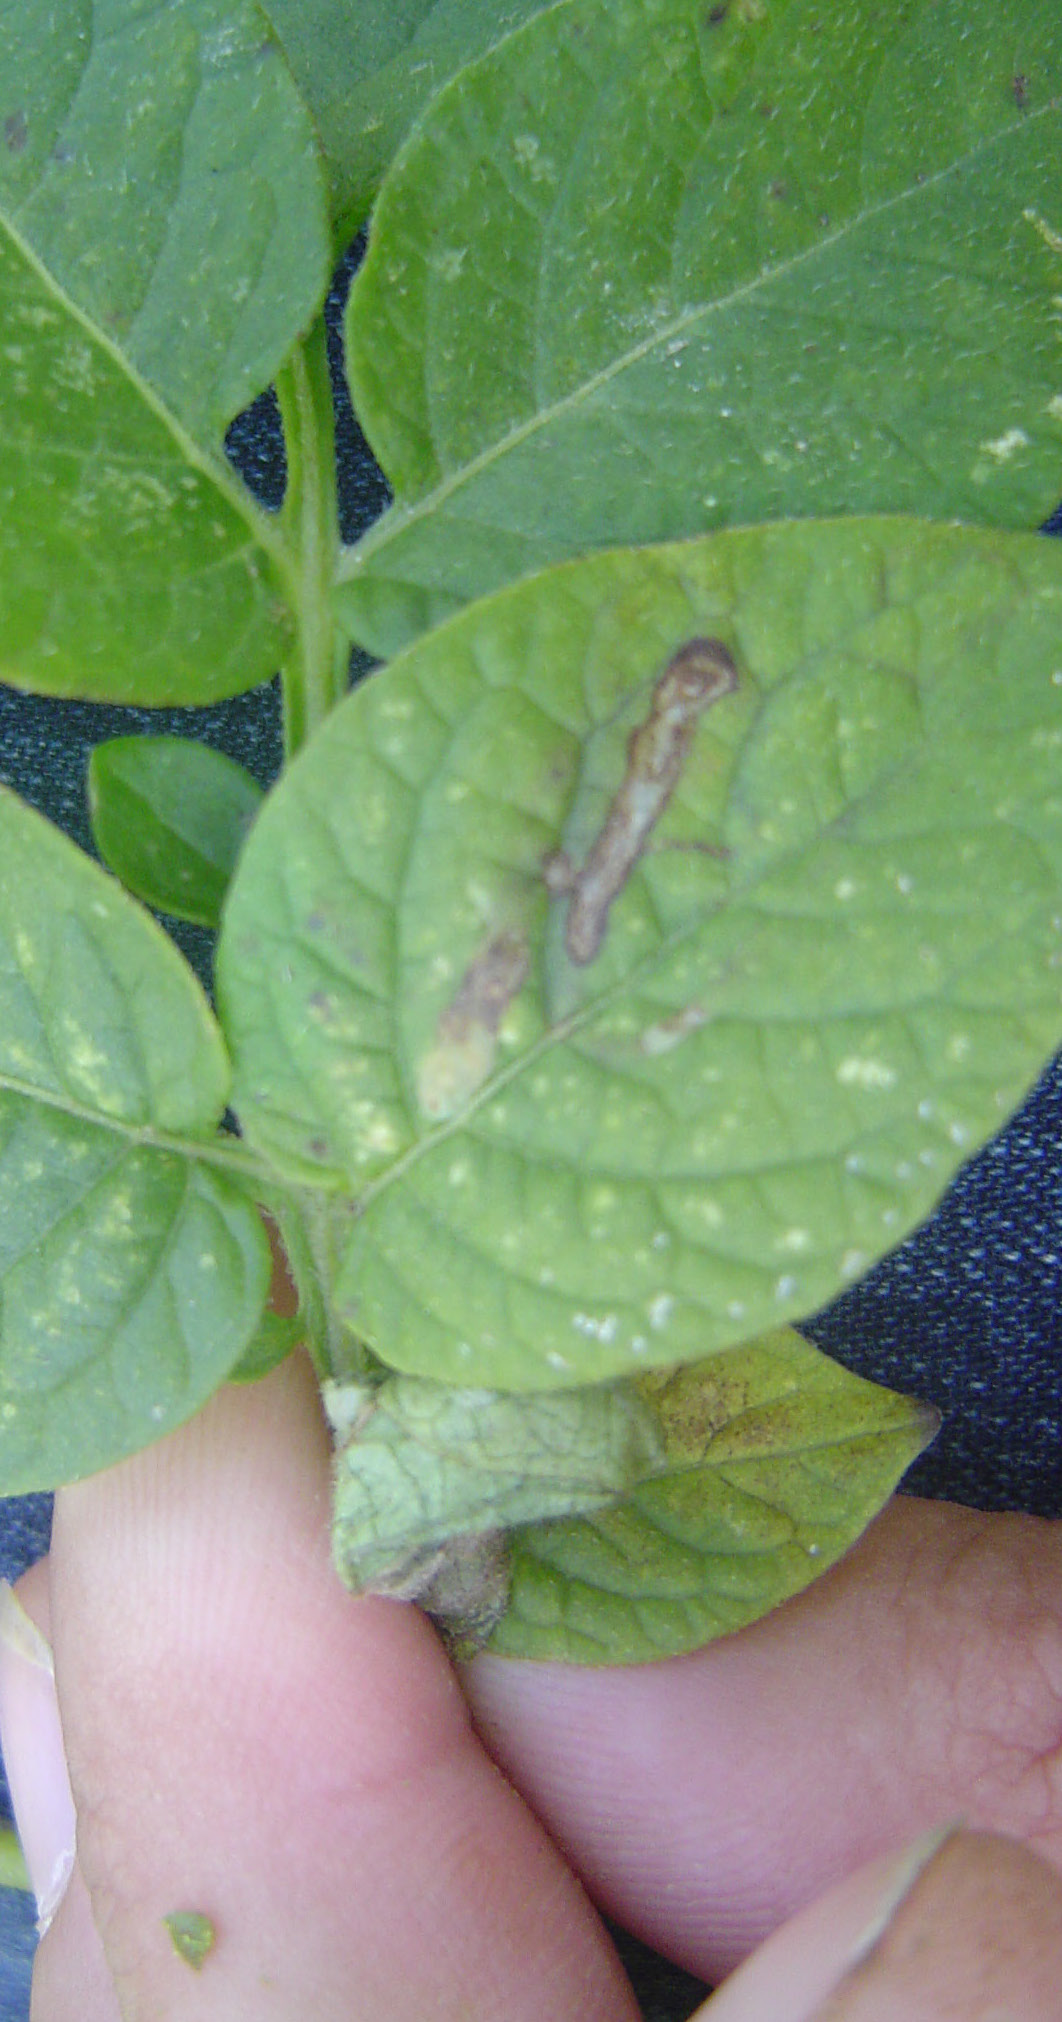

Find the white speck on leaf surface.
[
  {"left": 837, "top": 1057, "right": 896, "bottom": 1090},
  {"left": 978, "top": 427, "right": 1030, "bottom": 461}
]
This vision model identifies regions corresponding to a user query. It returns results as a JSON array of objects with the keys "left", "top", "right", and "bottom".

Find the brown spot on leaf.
[
  {"left": 417, "top": 931, "right": 530, "bottom": 1119},
  {"left": 553, "top": 638, "right": 739, "bottom": 965},
  {"left": 4, "top": 111, "right": 27, "bottom": 154},
  {"left": 438, "top": 930, "right": 530, "bottom": 1045},
  {"left": 639, "top": 1363, "right": 750, "bottom": 1462},
  {"left": 640, "top": 1005, "right": 707, "bottom": 1056}
]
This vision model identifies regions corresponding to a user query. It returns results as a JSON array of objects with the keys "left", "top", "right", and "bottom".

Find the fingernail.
[
  {"left": 703, "top": 1822, "right": 963, "bottom": 2021},
  {"left": 0, "top": 1583, "right": 76, "bottom": 1935},
  {"left": 829, "top": 1819, "right": 961, "bottom": 1977}
]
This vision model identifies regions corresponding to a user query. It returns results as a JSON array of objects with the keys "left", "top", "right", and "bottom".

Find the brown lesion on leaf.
[
  {"left": 547, "top": 638, "right": 739, "bottom": 966},
  {"left": 637, "top": 1362, "right": 753, "bottom": 1463},
  {"left": 639, "top": 1003, "right": 707, "bottom": 1055},
  {"left": 3, "top": 112, "right": 27, "bottom": 155},
  {"left": 368, "top": 1530, "right": 512, "bottom": 1658},
  {"left": 417, "top": 929, "right": 530, "bottom": 1119},
  {"left": 437, "top": 930, "right": 529, "bottom": 1046}
]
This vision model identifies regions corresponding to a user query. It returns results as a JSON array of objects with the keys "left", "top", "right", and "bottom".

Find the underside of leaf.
[{"left": 219, "top": 518, "right": 1062, "bottom": 1392}]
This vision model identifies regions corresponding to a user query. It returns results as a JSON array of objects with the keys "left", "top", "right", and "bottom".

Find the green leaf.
[
  {"left": 0, "top": 0, "right": 334, "bottom": 704},
  {"left": 260, "top": 0, "right": 561, "bottom": 241},
  {"left": 88, "top": 737, "right": 265, "bottom": 928},
  {"left": 336, "top": 0, "right": 1062, "bottom": 656},
  {"left": 0, "top": 225, "right": 293, "bottom": 704},
  {"left": 328, "top": 1369, "right": 666, "bottom": 1589},
  {"left": 218, "top": 519, "right": 1062, "bottom": 1390},
  {"left": 226, "top": 1309, "right": 301, "bottom": 1382},
  {"left": 0, "top": 0, "right": 330, "bottom": 447},
  {"left": 0, "top": 787, "right": 270, "bottom": 1490},
  {"left": 488, "top": 1326, "right": 938, "bottom": 1663}
]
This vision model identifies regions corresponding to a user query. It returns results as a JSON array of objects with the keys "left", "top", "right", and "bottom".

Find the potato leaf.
[
  {"left": 0, "top": 224, "right": 293, "bottom": 703},
  {"left": 337, "top": 0, "right": 1062, "bottom": 655},
  {"left": 0, "top": 0, "right": 330, "bottom": 446},
  {"left": 328, "top": 1370, "right": 666, "bottom": 1590},
  {"left": 0, "top": 0, "right": 334, "bottom": 701},
  {"left": 0, "top": 788, "right": 270, "bottom": 1489},
  {"left": 260, "top": 0, "right": 555, "bottom": 242},
  {"left": 89, "top": 737, "right": 265, "bottom": 929},
  {"left": 219, "top": 520, "right": 1062, "bottom": 1391},
  {"left": 327, "top": 1329, "right": 934, "bottom": 1661},
  {"left": 226, "top": 1310, "right": 302, "bottom": 1383},
  {"left": 489, "top": 1326, "right": 938, "bottom": 1663}
]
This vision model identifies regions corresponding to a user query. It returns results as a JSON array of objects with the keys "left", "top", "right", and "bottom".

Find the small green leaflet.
[
  {"left": 489, "top": 1327, "right": 938, "bottom": 1663},
  {"left": 0, "top": 789, "right": 270, "bottom": 1491},
  {"left": 337, "top": 0, "right": 1062, "bottom": 656},
  {"left": 218, "top": 518, "right": 1062, "bottom": 1393},
  {"left": 89, "top": 738, "right": 265, "bottom": 929}
]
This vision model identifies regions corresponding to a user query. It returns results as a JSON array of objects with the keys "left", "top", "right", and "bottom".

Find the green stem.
[{"left": 276, "top": 322, "right": 344, "bottom": 759}]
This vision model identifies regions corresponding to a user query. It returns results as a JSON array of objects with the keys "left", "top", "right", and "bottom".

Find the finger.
[
  {"left": 30, "top": 1866, "right": 120, "bottom": 2022},
  {"left": 464, "top": 1494, "right": 1062, "bottom": 1982},
  {"left": 0, "top": 1567, "right": 117, "bottom": 2021},
  {"left": 32, "top": 1353, "right": 638, "bottom": 2021},
  {"left": 697, "top": 1827, "right": 1062, "bottom": 2021}
]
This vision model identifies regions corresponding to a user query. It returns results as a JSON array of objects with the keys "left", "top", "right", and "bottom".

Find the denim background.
[{"left": 0, "top": 241, "right": 1060, "bottom": 2018}]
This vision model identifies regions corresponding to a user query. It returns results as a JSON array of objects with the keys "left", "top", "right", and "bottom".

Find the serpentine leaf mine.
[{"left": 546, "top": 636, "right": 739, "bottom": 963}]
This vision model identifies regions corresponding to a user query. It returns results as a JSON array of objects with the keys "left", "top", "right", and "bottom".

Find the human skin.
[{"left": 6, "top": 1344, "right": 1062, "bottom": 2021}]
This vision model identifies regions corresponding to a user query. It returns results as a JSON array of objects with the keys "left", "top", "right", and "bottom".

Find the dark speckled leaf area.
[
  {"left": 0, "top": 790, "right": 270, "bottom": 1489},
  {"left": 218, "top": 520, "right": 1062, "bottom": 1391}
]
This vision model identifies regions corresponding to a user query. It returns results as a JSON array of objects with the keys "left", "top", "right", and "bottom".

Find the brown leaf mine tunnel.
[
  {"left": 548, "top": 636, "right": 739, "bottom": 964},
  {"left": 416, "top": 929, "right": 530, "bottom": 1120}
]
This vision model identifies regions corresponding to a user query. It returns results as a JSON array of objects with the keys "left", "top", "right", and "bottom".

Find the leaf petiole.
[{"left": 275, "top": 322, "right": 346, "bottom": 758}]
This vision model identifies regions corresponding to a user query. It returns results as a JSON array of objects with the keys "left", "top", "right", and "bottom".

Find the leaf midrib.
[
  {"left": 335, "top": 103, "right": 1054, "bottom": 586},
  {"left": 0, "top": 1069, "right": 269, "bottom": 1180},
  {"left": 348, "top": 683, "right": 1058, "bottom": 1221}
]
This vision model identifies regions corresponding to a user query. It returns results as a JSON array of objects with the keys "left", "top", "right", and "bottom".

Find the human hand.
[{"left": 2, "top": 1347, "right": 1061, "bottom": 2020}]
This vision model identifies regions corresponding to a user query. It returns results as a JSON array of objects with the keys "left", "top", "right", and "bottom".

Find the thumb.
[
  {"left": 698, "top": 1826, "right": 1062, "bottom": 2020},
  {"left": 16, "top": 1352, "right": 636, "bottom": 2021}
]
